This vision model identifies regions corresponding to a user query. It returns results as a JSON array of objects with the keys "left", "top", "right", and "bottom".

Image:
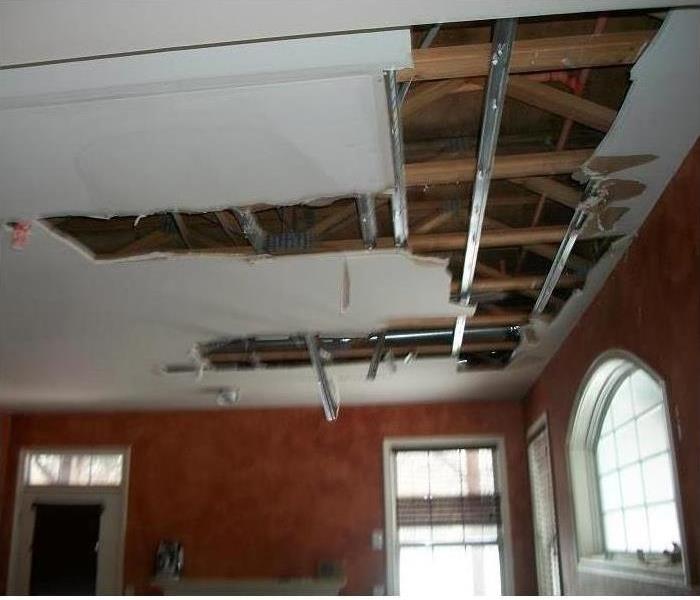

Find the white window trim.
[
  {"left": 382, "top": 435, "right": 515, "bottom": 596},
  {"left": 566, "top": 350, "right": 690, "bottom": 588},
  {"left": 527, "top": 413, "right": 563, "bottom": 596},
  {"left": 8, "top": 446, "right": 131, "bottom": 595}
]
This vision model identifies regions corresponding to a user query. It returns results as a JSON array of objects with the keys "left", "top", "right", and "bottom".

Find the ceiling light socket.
[{"left": 216, "top": 388, "right": 240, "bottom": 407}]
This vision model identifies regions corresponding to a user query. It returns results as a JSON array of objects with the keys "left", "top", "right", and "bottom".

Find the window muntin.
[
  {"left": 390, "top": 446, "right": 504, "bottom": 596},
  {"left": 25, "top": 452, "right": 124, "bottom": 487},
  {"left": 594, "top": 368, "right": 681, "bottom": 556}
]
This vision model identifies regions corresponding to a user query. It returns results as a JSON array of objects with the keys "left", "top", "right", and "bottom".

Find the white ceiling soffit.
[
  {"left": 0, "top": 0, "right": 695, "bottom": 66},
  {"left": 0, "top": 30, "right": 411, "bottom": 220}
]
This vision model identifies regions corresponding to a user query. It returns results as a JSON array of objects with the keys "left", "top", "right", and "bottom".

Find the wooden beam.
[
  {"left": 406, "top": 149, "right": 592, "bottom": 187},
  {"left": 398, "top": 30, "right": 653, "bottom": 82},
  {"left": 404, "top": 79, "right": 480, "bottom": 118},
  {"left": 310, "top": 202, "right": 358, "bottom": 236},
  {"left": 171, "top": 213, "right": 193, "bottom": 249},
  {"left": 485, "top": 216, "right": 591, "bottom": 272},
  {"left": 467, "top": 273, "right": 583, "bottom": 293},
  {"left": 413, "top": 210, "right": 456, "bottom": 234},
  {"left": 507, "top": 76, "right": 617, "bottom": 132},
  {"left": 509, "top": 176, "right": 581, "bottom": 209},
  {"left": 385, "top": 312, "right": 530, "bottom": 329},
  {"left": 406, "top": 76, "right": 617, "bottom": 132},
  {"left": 214, "top": 210, "right": 243, "bottom": 244},
  {"left": 102, "top": 225, "right": 581, "bottom": 258},
  {"left": 111, "top": 230, "right": 174, "bottom": 256}
]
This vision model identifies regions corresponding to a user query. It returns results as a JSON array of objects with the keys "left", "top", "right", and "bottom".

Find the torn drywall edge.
[{"left": 507, "top": 9, "right": 700, "bottom": 386}]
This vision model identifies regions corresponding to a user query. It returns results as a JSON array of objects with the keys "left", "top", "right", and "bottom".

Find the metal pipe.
[
  {"left": 452, "top": 17, "right": 517, "bottom": 356},
  {"left": 356, "top": 194, "right": 378, "bottom": 249},
  {"left": 384, "top": 69, "right": 409, "bottom": 247},
  {"left": 305, "top": 333, "right": 339, "bottom": 421},
  {"left": 366, "top": 332, "right": 386, "bottom": 380}
]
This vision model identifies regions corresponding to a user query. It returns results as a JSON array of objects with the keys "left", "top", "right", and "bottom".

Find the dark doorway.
[{"left": 29, "top": 503, "right": 102, "bottom": 595}]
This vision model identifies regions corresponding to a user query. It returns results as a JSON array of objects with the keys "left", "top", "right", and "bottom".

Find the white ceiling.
[{"left": 0, "top": 9, "right": 698, "bottom": 413}]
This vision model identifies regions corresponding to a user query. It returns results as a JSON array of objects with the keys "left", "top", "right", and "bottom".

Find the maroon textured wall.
[
  {"left": 525, "top": 141, "right": 700, "bottom": 594},
  {"left": 0, "top": 401, "right": 536, "bottom": 594}
]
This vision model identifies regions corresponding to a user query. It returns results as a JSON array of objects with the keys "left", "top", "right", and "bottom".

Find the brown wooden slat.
[{"left": 398, "top": 30, "right": 653, "bottom": 82}]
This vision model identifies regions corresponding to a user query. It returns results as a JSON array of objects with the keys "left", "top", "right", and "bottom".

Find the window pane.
[
  {"left": 464, "top": 524, "right": 498, "bottom": 543},
  {"left": 610, "top": 379, "right": 634, "bottom": 427},
  {"left": 427, "top": 450, "right": 463, "bottom": 497},
  {"left": 603, "top": 510, "right": 626, "bottom": 552},
  {"left": 614, "top": 420, "right": 639, "bottom": 467},
  {"left": 636, "top": 405, "right": 668, "bottom": 459},
  {"left": 599, "top": 472, "right": 621, "bottom": 511},
  {"left": 619, "top": 463, "right": 644, "bottom": 508},
  {"left": 398, "top": 526, "right": 432, "bottom": 545},
  {"left": 25, "top": 452, "right": 123, "bottom": 486},
  {"left": 624, "top": 507, "right": 649, "bottom": 552},
  {"left": 596, "top": 433, "right": 617, "bottom": 475},
  {"left": 647, "top": 502, "right": 681, "bottom": 552},
  {"left": 642, "top": 453, "right": 675, "bottom": 503},
  {"left": 630, "top": 369, "right": 662, "bottom": 416},
  {"left": 396, "top": 451, "right": 430, "bottom": 498}
]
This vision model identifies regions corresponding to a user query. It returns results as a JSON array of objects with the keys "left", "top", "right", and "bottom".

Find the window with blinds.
[
  {"left": 387, "top": 445, "right": 504, "bottom": 596},
  {"left": 528, "top": 424, "right": 561, "bottom": 595}
]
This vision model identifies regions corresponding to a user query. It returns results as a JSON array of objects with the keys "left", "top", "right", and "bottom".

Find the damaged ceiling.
[{"left": 0, "top": 6, "right": 698, "bottom": 413}]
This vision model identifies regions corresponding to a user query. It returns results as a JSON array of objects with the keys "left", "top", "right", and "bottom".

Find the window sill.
[{"left": 579, "top": 556, "right": 687, "bottom": 589}]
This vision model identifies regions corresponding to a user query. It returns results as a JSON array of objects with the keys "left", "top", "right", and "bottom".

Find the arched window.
[{"left": 568, "top": 351, "right": 687, "bottom": 586}]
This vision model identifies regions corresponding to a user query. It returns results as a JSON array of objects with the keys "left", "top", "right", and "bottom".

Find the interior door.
[
  {"left": 11, "top": 491, "right": 124, "bottom": 595},
  {"left": 29, "top": 503, "right": 102, "bottom": 595}
]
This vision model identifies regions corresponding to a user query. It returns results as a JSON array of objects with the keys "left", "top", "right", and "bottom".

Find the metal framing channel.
[
  {"left": 451, "top": 18, "right": 517, "bottom": 358},
  {"left": 384, "top": 69, "right": 409, "bottom": 247},
  {"left": 231, "top": 207, "right": 267, "bottom": 253},
  {"left": 532, "top": 181, "right": 601, "bottom": 315},
  {"left": 305, "top": 333, "right": 339, "bottom": 421},
  {"left": 366, "top": 332, "right": 386, "bottom": 380},
  {"left": 356, "top": 193, "right": 378, "bottom": 249}
]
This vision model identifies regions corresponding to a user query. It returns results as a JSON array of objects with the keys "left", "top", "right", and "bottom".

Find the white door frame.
[{"left": 7, "top": 447, "right": 130, "bottom": 595}]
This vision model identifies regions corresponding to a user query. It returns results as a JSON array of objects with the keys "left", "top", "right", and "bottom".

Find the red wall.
[
  {"left": 0, "top": 401, "right": 536, "bottom": 595},
  {"left": 525, "top": 141, "right": 700, "bottom": 594}
]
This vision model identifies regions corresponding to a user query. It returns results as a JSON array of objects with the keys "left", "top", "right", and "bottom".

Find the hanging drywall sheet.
[
  {"left": 0, "top": 30, "right": 411, "bottom": 220},
  {"left": 0, "top": 224, "right": 471, "bottom": 407},
  {"left": 510, "top": 8, "right": 700, "bottom": 383}
]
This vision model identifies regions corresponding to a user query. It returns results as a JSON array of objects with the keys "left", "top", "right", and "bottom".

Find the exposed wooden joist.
[
  {"left": 170, "top": 213, "right": 194, "bottom": 249},
  {"left": 467, "top": 273, "right": 583, "bottom": 293},
  {"left": 112, "top": 230, "right": 174, "bottom": 256},
  {"left": 104, "top": 225, "right": 594, "bottom": 259},
  {"left": 506, "top": 76, "right": 617, "bottom": 132},
  {"left": 406, "top": 149, "right": 592, "bottom": 187},
  {"left": 214, "top": 210, "right": 243, "bottom": 244},
  {"left": 509, "top": 176, "right": 582, "bottom": 209},
  {"left": 403, "top": 79, "right": 481, "bottom": 118},
  {"left": 398, "top": 30, "right": 654, "bottom": 82},
  {"left": 385, "top": 312, "right": 530, "bottom": 329},
  {"left": 406, "top": 76, "right": 617, "bottom": 133}
]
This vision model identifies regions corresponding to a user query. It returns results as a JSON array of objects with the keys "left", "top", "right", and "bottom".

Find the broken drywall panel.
[
  {"left": 509, "top": 8, "right": 700, "bottom": 394},
  {"left": 1, "top": 0, "right": 693, "bottom": 67},
  {"left": 0, "top": 224, "right": 469, "bottom": 407},
  {"left": 0, "top": 30, "right": 411, "bottom": 221}
]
